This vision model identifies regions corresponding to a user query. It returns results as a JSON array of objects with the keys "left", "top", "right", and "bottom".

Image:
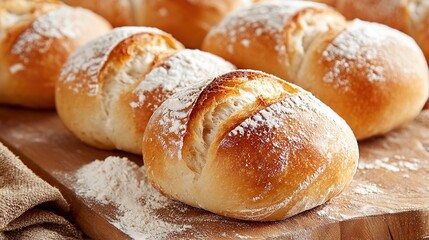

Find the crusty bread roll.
[
  {"left": 56, "top": 27, "right": 235, "bottom": 154},
  {"left": 296, "top": 20, "right": 429, "bottom": 141},
  {"left": 0, "top": 0, "right": 111, "bottom": 108},
  {"left": 311, "top": 0, "right": 429, "bottom": 62},
  {"left": 142, "top": 70, "right": 359, "bottom": 221},
  {"left": 62, "top": 0, "right": 255, "bottom": 48},
  {"left": 202, "top": 1, "right": 429, "bottom": 140}
]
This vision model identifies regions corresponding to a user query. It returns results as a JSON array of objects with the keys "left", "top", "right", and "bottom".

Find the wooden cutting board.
[{"left": 0, "top": 106, "right": 428, "bottom": 239}]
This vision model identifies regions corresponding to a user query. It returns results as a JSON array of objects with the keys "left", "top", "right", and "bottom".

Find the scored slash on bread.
[{"left": 142, "top": 69, "right": 359, "bottom": 221}]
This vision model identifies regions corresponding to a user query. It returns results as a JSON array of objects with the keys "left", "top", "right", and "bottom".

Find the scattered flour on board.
[
  {"left": 316, "top": 154, "right": 423, "bottom": 220},
  {"left": 59, "top": 27, "right": 165, "bottom": 95},
  {"left": 358, "top": 155, "right": 420, "bottom": 172},
  {"left": 316, "top": 182, "right": 385, "bottom": 221},
  {"left": 73, "top": 156, "right": 191, "bottom": 240},
  {"left": 11, "top": 6, "right": 88, "bottom": 64},
  {"left": 207, "top": 1, "right": 326, "bottom": 58},
  {"left": 322, "top": 20, "right": 417, "bottom": 91},
  {"left": 234, "top": 233, "right": 254, "bottom": 239},
  {"left": 130, "top": 49, "right": 235, "bottom": 109},
  {"left": 353, "top": 183, "right": 384, "bottom": 195}
]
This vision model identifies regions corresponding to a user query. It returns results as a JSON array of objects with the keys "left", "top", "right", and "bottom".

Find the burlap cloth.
[{"left": 0, "top": 142, "right": 82, "bottom": 239}]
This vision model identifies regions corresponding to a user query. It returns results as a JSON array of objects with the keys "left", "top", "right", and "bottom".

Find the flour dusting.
[
  {"left": 353, "top": 183, "right": 384, "bottom": 195},
  {"left": 130, "top": 49, "right": 235, "bottom": 110},
  {"left": 60, "top": 27, "right": 165, "bottom": 95},
  {"left": 207, "top": 1, "right": 326, "bottom": 59},
  {"left": 322, "top": 20, "right": 417, "bottom": 91},
  {"left": 11, "top": 6, "right": 87, "bottom": 64},
  {"left": 73, "top": 156, "right": 191, "bottom": 239},
  {"left": 228, "top": 94, "right": 304, "bottom": 137},
  {"left": 358, "top": 156, "right": 421, "bottom": 172}
]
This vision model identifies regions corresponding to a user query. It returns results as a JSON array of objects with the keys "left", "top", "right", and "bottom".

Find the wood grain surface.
[{"left": 0, "top": 106, "right": 428, "bottom": 239}]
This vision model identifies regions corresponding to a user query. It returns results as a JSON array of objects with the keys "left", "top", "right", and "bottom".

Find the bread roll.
[
  {"left": 297, "top": 20, "right": 429, "bottom": 141},
  {"left": 0, "top": 0, "right": 111, "bottom": 108},
  {"left": 142, "top": 70, "right": 359, "bottom": 221},
  {"left": 62, "top": 0, "right": 255, "bottom": 48},
  {"left": 56, "top": 27, "right": 235, "bottom": 154},
  {"left": 312, "top": 0, "right": 429, "bottom": 62},
  {"left": 202, "top": 1, "right": 429, "bottom": 140}
]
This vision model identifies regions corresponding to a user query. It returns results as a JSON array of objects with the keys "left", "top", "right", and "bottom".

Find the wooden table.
[{"left": 0, "top": 106, "right": 428, "bottom": 239}]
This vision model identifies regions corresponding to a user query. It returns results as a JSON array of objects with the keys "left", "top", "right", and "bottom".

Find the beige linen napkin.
[{"left": 0, "top": 142, "right": 82, "bottom": 239}]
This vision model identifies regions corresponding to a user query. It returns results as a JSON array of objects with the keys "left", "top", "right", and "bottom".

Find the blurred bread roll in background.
[
  {"left": 56, "top": 27, "right": 235, "bottom": 154},
  {"left": 62, "top": 0, "right": 133, "bottom": 27},
  {"left": 63, "top": 0, "right": 256, "bottom": 48},
  {"left": 142, "top": 70, "right": 359, "bottom": 221},
  {"left": 202, "top": 1, "right": 429, "bottom": 140},
  {"left": 0, "top": 0, "right": 111, "bottom": 108}
]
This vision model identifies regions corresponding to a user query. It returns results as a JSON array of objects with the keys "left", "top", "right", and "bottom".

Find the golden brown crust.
[
  {"left": 142, "top": 70, "right": 359, "bottom": 221},
  {"left": 151, "top": 0, "right": 256, "bottom": 48},
  {"left": 202, "top": 1, "right": 345, "bottom": 81},
  {"left": 141, "top": 0, "right": 255, "bottom": 48},
  {"left": 296, "top": 20, "right": 429, "bottom": 139},
  {"left": 0, "top": 0, "right": 111, "bottom": 108},
  {"left": 203, "top": 1, "right": 429, "bottom": 140},
  {"left": 338, "top": 0, "right": 408, "bottom": 31}
]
